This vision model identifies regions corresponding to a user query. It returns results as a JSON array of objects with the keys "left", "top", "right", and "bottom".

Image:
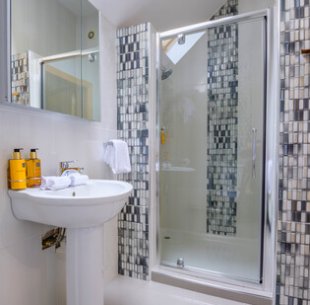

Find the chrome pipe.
[
  {"left": 159, "top": 9, "right": 269, "bottom": 39},
  {"left": 39, "top": 49, "right": 99, "bottom": 64},
  {"left": 252, "top": 128, "right": 257, "bottom": 178}
]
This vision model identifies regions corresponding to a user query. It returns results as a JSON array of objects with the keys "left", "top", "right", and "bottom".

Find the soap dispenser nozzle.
[
  {"left": 13, "top": 148, "right": 23, "bottom": 159},
  {"left": 30, "top": 148, "right": 39, "bottom": 159}
]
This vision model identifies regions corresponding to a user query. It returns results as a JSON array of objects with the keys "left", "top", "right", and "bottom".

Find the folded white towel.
[
  {"left": 69, "top": 173, "right": 89, "bottom": 186},
  {"left": 41, "top": 176, "right": 71, "bottom": 191},
  {"left": 103, "top": 139, "right": 131, "bottom": 174}
]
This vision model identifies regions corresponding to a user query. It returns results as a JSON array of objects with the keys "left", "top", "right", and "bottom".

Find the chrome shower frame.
[{"left": 151, "top": 8, "right": 279, "bottom": 304}]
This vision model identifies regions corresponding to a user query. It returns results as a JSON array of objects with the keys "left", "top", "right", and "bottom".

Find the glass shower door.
[{"left": 159, "top": 17, "right": 266, "bottom": 283}]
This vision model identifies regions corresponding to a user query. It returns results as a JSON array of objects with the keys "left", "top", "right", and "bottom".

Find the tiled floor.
[{"left": 105, "top": 276, "right": 249, "bottom": 305}]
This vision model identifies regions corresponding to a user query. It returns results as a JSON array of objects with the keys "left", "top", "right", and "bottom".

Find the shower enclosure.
[{"left": 157, "top": 10, "right": 269, "bottom": 284}]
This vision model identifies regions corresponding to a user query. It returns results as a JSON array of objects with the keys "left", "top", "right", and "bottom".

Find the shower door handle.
[{"left": 252, "top": 128, "right": 257, "bottom": 178}]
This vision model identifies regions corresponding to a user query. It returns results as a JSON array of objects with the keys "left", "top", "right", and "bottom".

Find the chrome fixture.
[
  {"left": 39, "top": 49, "right": 99, "bottom": 64},
  {"left": 161, "top": 67, "right": 173, "bottom": 80},
  {"left": 177, "top": 257, "right": 185, "bottom": 268},
  {"left": 42, "top": 160, "right": 84, "bottom": 251},
  {"left": 88, "top": 53, "right": 97, "bottom": 62},
  {"left": 177, "top": 33, "right": 185, "bottom": 45},
  {"left": 252, "top": 128, "right": 257, "bottom": 178},
  {"left": 42, "top": 227, "right": 66, "bottom": 250},
  {"left": 59, "top": 160, "right": 84, "bottom": 175}
]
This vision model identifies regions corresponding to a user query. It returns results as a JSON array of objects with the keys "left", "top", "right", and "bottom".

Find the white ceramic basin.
[
  {"left": 9, "top": 179, "right": 133, "bottom": 228},
  {"left": 9, "top": 179, "right": 133, "bottom": 305}
]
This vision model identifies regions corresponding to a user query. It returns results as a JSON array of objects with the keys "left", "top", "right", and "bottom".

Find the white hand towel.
[
  {"left": 41, "top": 176, "right": 71, "bottom": 191},
  {"left": 103, "top": 139, "right": 131, "bottom": 174},
  {"left": 69, "top": 173, "right": 89, "bottom": 186}
]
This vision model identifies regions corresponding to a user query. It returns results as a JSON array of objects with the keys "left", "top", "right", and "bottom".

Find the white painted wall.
[
  {"left": 239, "top": 0, "right": 276, "bottom": 13},
  {"left": 11, "top": 0, "right": 78, "bottom": 56},
  {"left": 12, "top": 0, "right": 99, "bottom": 56},
  {"left": 81, "top": 10, "right": 99, "bottom": 50},
  {"left": 82, "top": 11, "right": 100, "bottom": 120},
  {"left": 91, "top": 0, "right": 226, "bottom": 32},
  {"left": 0, "top": 14, "right": 118, "bottom": 305}
]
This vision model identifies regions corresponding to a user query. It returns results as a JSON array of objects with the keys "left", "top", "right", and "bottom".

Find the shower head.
[{"left": 161, "top": 67, "right": 173, "bottom": 80}]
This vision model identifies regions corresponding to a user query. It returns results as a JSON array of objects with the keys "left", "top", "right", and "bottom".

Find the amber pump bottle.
[
  {"left": 160, "top": 127, "right": 166, "bottom": 145},
  {"left": 26, "top": 148, "right": 41, "bottom": 187},
  {"left": 8, "top": 148, "right": 27, "bottom": 190}
]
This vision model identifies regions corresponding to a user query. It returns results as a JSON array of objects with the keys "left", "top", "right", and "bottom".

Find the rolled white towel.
[
  {"left": 69, "top": 173, "right": 89, "bottom": 187},
  {"left": 41, "top": 176, "right": 71, "bottom": 191}
]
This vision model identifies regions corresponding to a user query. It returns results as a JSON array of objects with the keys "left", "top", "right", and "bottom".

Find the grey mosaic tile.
[
  {"left": 11, "top": 52, "right": 30, "bottom": 105},
  {"left": 277, "top": 0, "right": 310, "bottom": 304},
  {"left": 116, "top": 23, "right": 151, "bottom": 280},
  {"left": 207, "top": 0, "right": 239, "bottom": 236}
]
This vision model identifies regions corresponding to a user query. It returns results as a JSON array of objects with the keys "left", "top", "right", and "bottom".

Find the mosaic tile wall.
[
  {"left": 11, "top": 52, "right": 30, "bottom": 105},
  {"left": 277, "top": 1, "right": 310, "bottom": 304},
  {"left": 206, "top": 0, "right": 239, "bottom": 235},
  {"left": 116, "top": 23, "right": 151, "bottom": 280}
]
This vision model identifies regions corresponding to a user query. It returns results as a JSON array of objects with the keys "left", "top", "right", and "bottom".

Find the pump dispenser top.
[
  {"left": 30, "top": 148, "right": 38, "bottom": 159},
  {"left": 13, "top": 148, "right": 23, "bottom": 159}
]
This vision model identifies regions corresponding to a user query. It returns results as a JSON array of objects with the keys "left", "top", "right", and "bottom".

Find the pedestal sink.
[{"left": 8, "top": 179, "right": 133, "bottom": 305}]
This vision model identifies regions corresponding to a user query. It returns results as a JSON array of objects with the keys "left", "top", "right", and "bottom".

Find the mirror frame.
[{"left": 0, "top": 0, "right": 10, "bottom": 104}]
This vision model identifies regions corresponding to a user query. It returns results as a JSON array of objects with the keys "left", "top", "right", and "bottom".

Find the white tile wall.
[{"left": 0, "top": 15, "right": 118, "bottom": 305}]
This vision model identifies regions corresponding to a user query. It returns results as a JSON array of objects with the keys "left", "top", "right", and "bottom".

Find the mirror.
[{"left": 10, "top": 0, "right": 100, "bottom": 120}]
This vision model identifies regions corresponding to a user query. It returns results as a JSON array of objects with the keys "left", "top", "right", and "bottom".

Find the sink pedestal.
[
  {"left": 66, "top": 226, "right": 104, "bottom": 305},
  {"left": 8, "top": 179, "right": 133, "bottom": 305}
]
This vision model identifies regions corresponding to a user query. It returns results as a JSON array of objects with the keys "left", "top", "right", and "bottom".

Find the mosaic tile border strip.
[
  {"left": 277, "top": 0, "right": 310, "bottom": 304},
  {"left": 207, "top": 0, "right": 239, "bottom": 235},
  {"left": 11, "top": 52, "right": 30, "bottom": 105},
  {"left": 116, "top": 23, "right": 150, "bottom": 280}
]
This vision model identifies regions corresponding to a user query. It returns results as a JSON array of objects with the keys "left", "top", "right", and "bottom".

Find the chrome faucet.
[
  {"left": 42, "top": 161, "right": 84, "bottom": 251},
  {"left": 59, "top": 161, "right": 84, "bottom": 176}
]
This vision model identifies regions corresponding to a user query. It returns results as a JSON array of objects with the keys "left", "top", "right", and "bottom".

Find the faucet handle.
[
  {"left": 59, "top": 161, "right": 76, "bottom": 175},
  {"left": 59, "top": 161, "right": 84, "bottom": 175},
  {"left": 60, "top": 160, "right": 75, "bottom": 169}
]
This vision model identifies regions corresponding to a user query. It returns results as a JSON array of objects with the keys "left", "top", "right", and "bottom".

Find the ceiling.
[{"left": 90, "top": 0, "right": 226, "bottom": 32}]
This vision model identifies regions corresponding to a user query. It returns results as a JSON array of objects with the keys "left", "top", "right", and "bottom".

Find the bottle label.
[
  {"left": 8, "top": 159, "right": 27, "bottom": 190},
  {"left": 26, "top": 160, "right": 41, "bottom": 187},
  {"left": 8, "top": 179, "right": 27, "bottom": 183}
]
